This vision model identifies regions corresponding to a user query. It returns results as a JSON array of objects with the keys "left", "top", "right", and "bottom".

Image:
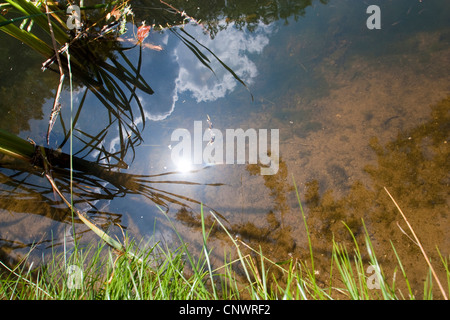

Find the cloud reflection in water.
[{"left": 139, "top": 21, "right": 275, "bottom": 121}]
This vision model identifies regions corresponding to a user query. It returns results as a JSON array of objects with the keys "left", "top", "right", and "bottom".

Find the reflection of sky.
[
  {"left": 172, "top": 22, "right": 273, "bottom": 103},
  {"left": 25, "top": 21, "right": 275, "bottom": 161},
  {"left": 137, "top": 21, "right": 275, "bottom": 121},
  {"left": 97, "top": 20, "right": 276, "bottom": 169}
]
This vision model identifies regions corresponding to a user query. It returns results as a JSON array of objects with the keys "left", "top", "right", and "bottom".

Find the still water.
[{"left": 1, "top": 0, "right": 449, "bottom": 295}]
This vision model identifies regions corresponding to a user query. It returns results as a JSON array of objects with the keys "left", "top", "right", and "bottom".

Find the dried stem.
[
  {"left": 384, "top": 187, "right": 448, "bottom": 300},
  {"left": 45, "top": 1, "right": 65, "bottom": 144}
]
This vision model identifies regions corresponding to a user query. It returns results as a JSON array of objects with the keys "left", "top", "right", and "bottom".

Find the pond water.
[{"left": 1, "top": 0, "right": 449, "bottom": 296}]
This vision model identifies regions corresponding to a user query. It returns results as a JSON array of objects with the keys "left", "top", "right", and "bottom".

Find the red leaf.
[{"left": 137, "top": 24, "right": 151, "bottom": 44}]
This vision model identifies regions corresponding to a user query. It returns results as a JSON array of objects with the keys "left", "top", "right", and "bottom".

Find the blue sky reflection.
[{"left": 135, "top": 21, "right": 274, "bottom": 122}]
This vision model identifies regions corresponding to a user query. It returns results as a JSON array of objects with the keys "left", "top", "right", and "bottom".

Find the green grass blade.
[
  {"left": 291, "top": 175, "right": 316, "bottom": 282},
  {"left": 200, "top": 204, "right": 218, "bottom": 299},
  {"left": 6, "top": 0, "right": 68, "bottom": 44},
  {"left": 0, "top": 14, "right": 53, "bottom": 57}
]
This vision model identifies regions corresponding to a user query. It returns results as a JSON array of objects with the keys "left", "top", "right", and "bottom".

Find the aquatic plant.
[
  {"left": 0, "top": 0, "right": 250, "bottom": 166},
  {"left": 0, "top": 0, "right": 250, "bottom": 258}
]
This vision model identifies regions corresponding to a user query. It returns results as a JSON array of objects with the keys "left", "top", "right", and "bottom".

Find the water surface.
[{"left": 1, "top": 0, "right": 449, "bottom": 296}]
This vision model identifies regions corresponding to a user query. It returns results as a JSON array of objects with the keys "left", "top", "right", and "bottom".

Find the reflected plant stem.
[
  {"left": 1, "top": 129, "right": 227, "bottom": 237},
  {"left": 43, "top": 163, "right": 142, "bottom": 263}
]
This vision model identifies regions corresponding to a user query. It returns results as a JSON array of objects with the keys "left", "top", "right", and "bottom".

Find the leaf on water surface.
[{"left": 137, "top": 23, "right": 151, "bottom": 44}]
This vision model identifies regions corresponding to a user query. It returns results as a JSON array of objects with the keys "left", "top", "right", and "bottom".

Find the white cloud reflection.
[
  {"left": 173, "top": 23, "right": 272, "bottom": 102},
  {"left": 142, "top": 21, "right": 274, "bottom": 121},
  {"left": 103, "top": 21, "right": 274, "bottom": 157}
]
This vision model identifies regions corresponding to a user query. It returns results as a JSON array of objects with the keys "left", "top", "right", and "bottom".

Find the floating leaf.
[{"left": 136, "top": 23, "right": 151, "bottom": 44}]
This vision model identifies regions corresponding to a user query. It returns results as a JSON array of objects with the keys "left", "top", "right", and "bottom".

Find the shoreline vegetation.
[{"left": 1, "top": 183, "right": 448, "bottom": 300}]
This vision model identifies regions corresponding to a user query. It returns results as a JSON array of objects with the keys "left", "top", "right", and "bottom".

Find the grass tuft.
[{"left": 1, "top": 182, "right": 448, "bottom": 300}]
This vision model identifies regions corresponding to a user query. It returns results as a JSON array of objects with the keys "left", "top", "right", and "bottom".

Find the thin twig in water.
[
  {"left": 45, "top": 1, "right": 65, "bottom": 145},
  {"left": 384, "top": 187, "right": 448, "bottom": 300}
]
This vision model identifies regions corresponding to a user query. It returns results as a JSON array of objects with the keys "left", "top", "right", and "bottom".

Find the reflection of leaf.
[
  {"left": 170, "top": 27, "right": 215, "bottom": 75},
  {"left": 178, "top": 27, "right": 254, "bottom": 101}
]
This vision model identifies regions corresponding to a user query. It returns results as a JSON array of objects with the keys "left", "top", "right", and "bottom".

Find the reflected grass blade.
[{"left": 178, "top": 27, "right": 254, "bottom": 101}]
